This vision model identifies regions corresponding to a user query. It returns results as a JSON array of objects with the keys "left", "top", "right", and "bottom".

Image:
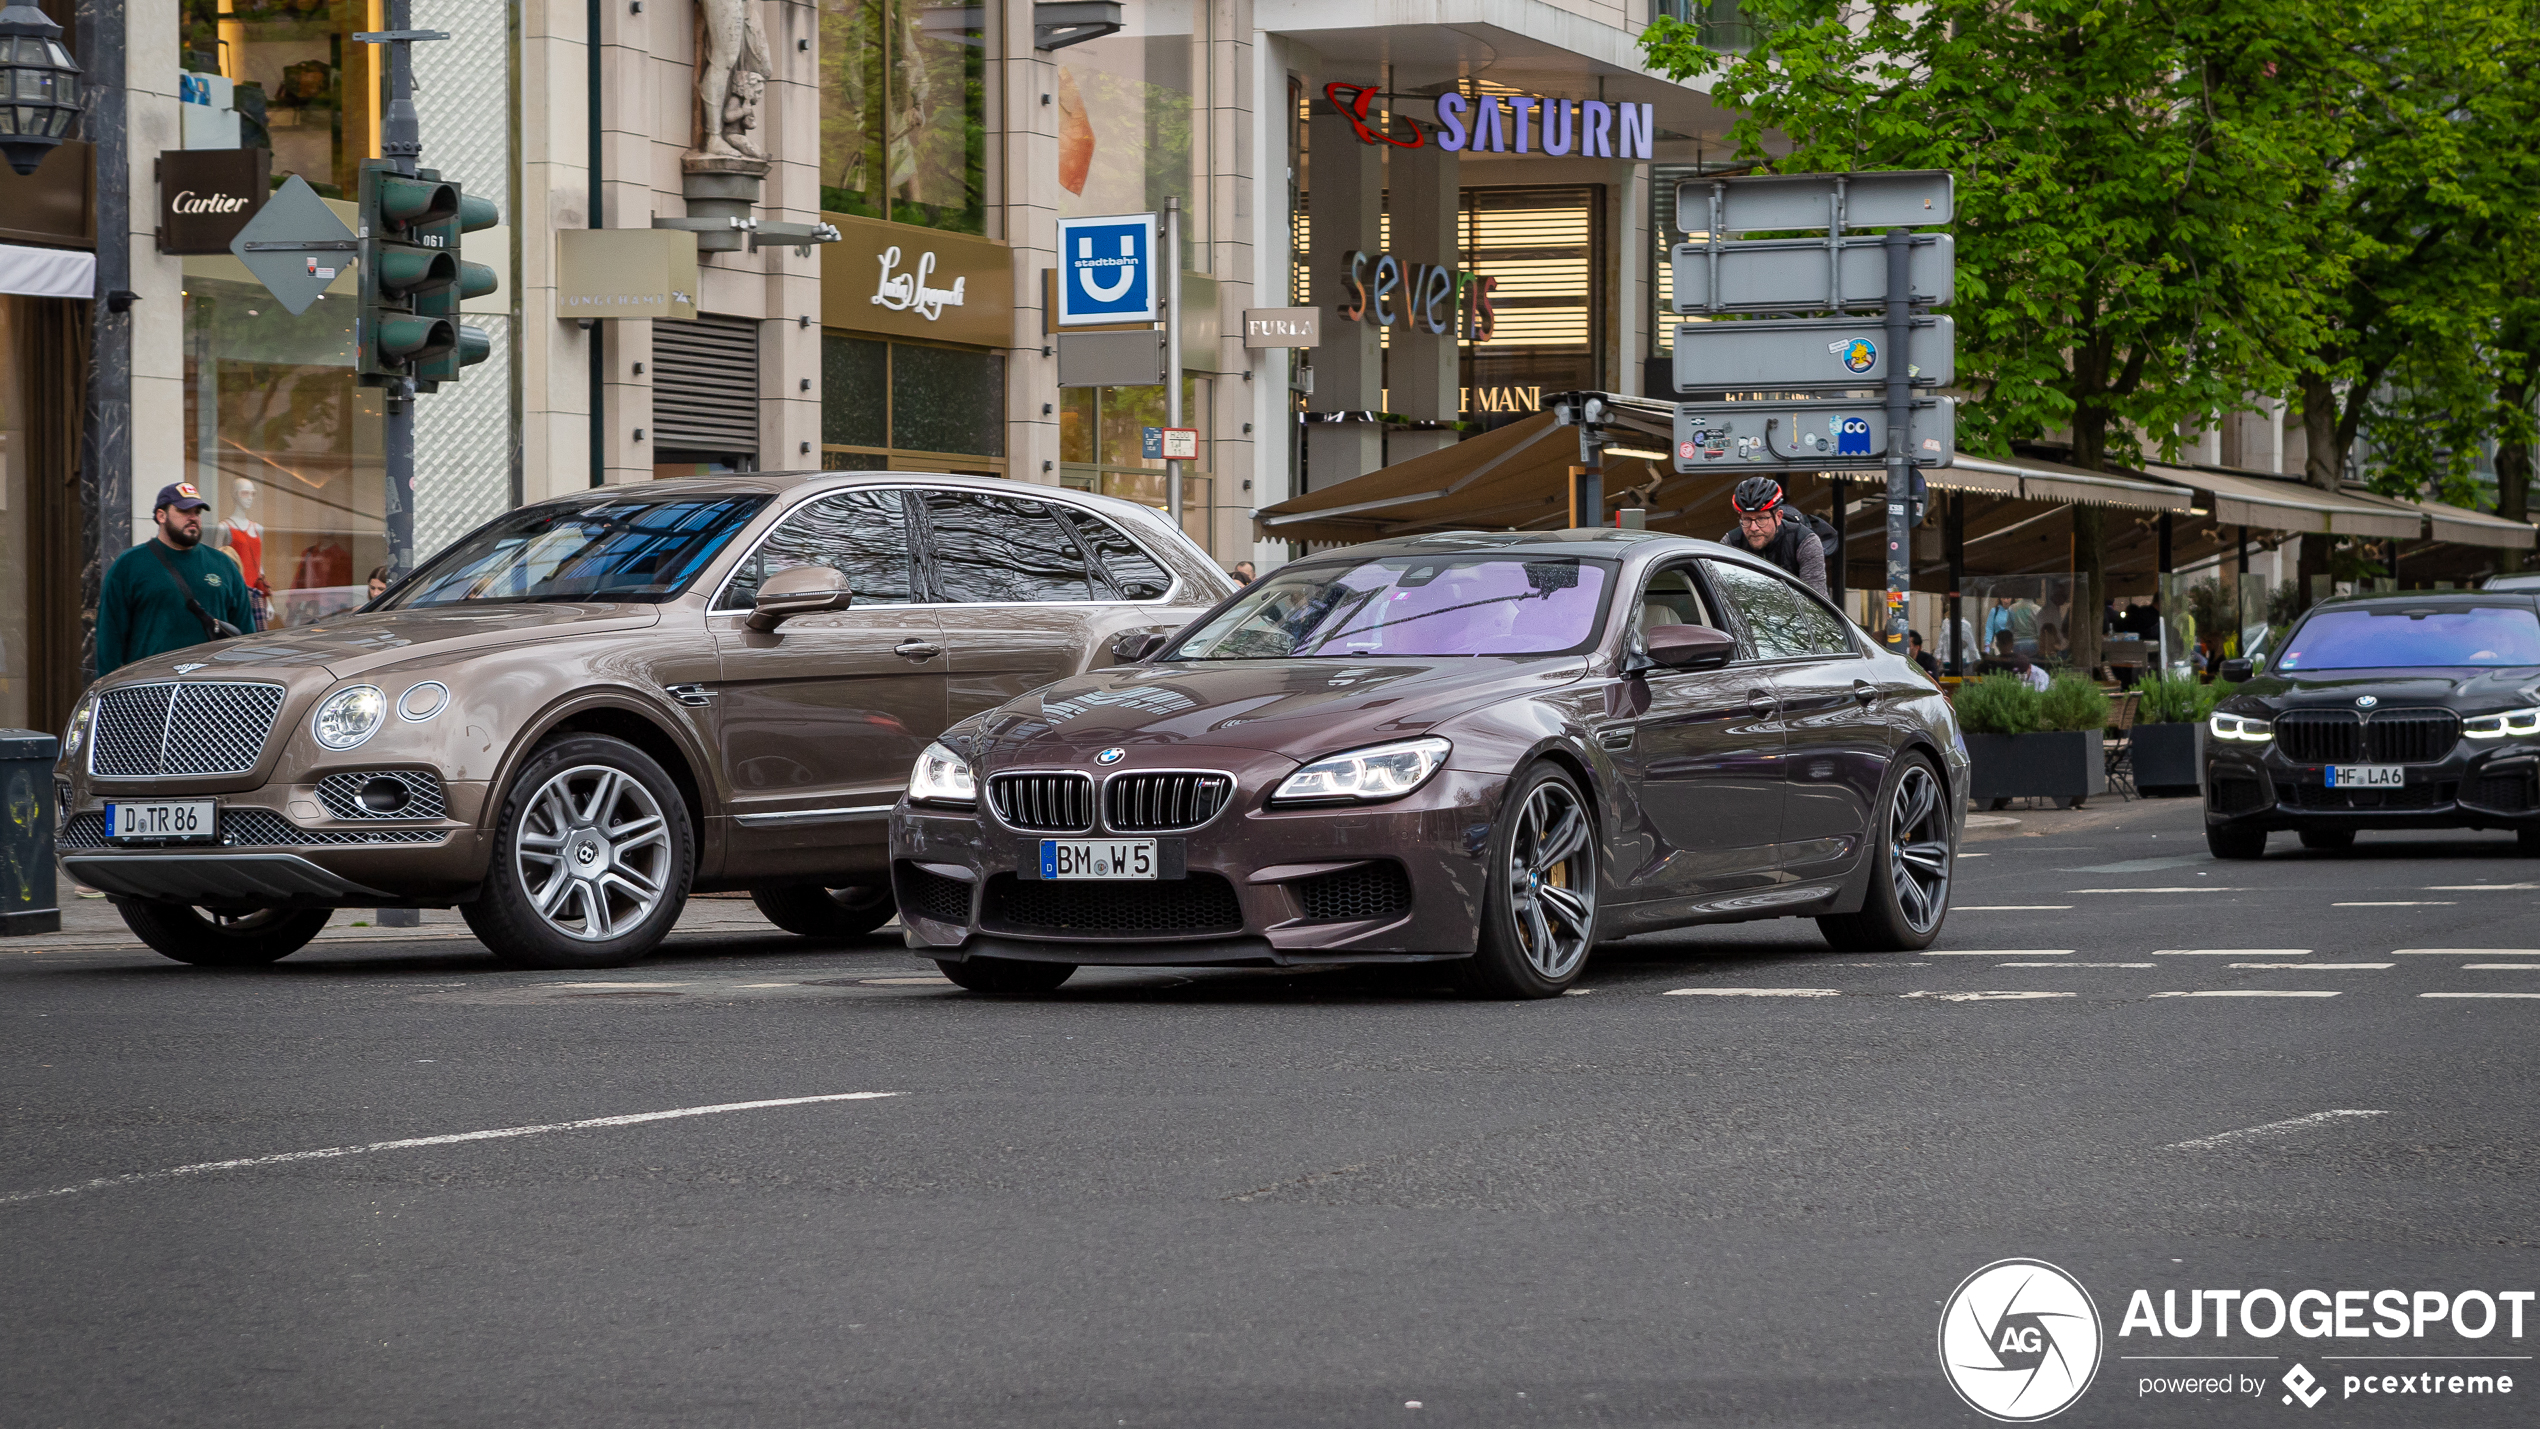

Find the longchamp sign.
[{"left": 1323, "top": 83, "right": 1655, "bottom": 159}]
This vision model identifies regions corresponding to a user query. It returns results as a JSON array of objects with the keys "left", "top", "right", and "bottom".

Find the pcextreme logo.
[{"left": 1938, "top": 1259, "right": 2104, "bottom": 1421}]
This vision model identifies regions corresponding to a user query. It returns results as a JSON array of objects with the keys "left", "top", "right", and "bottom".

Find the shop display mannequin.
[{"left": 216, "top": 478, "right": 273, "bottom": 624}]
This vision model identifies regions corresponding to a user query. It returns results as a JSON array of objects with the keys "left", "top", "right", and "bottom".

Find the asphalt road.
[{"left": 5, "top": 796, "right": 2537, "bottom": 1427}]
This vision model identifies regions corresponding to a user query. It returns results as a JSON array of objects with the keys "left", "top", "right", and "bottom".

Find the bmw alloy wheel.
[
  {"left": 513, "top": 764, "right": 674, "bottom": 941},
  {"left": 1507, "top": 778, "right": 1596, "bottom": 980},
  {"left": 1887, "top": 762, "right": 1951, "bottom": 934}
]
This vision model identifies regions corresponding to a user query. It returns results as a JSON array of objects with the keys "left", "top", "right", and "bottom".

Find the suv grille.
[
  {"left": 91, "top": 682, "right": 285, "bottom": 777},
  {"left": 1293, "top": 862, "right": 1412, "bottom": 923},
  {"left": 57, "top": 808, "right": 447, "bottom": 849},
  {"left": 316, "top": 770, "right": 449, "bottom": 821},
  {"left": 2275, "top": 708, "right": 2460, "bottom": 765},
  {"left": 989, "top": 772, "right": 1094, "bottom": 832},
  {"left": 981, "top": 872, "right": 1243, "bottom": 937},
  {"left": 1104, "top": 772, "right": 1231, "bottom": 832}
]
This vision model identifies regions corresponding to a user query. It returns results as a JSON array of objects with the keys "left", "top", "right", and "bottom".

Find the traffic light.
[
  {"left": 412, "top": 185, "right": 500, "bottom": 391},
  {"left": 356, "top": 159, "right": 460, "bottom": 384}
]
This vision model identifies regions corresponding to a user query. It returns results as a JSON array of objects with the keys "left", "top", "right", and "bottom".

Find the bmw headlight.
[
  {"left": 2463, "top": 707, "right": 2540, "bottom": 739},
  {"left": 1271, "top": 736, "right": 1452, "bottom": 806},
  {"left": 61, "top": 693, "right": 94, "bottom": 760},
  {"left": 2208, "top": 711, "right": 2273, "bottom": 743},
  {"left": 907, "top": 741, "right": 977, "bottom": 806},
  {"left": 311, "top": 686, "right": 386, "bottom": 751}
]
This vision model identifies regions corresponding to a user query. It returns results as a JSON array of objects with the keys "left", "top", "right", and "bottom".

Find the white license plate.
[
  {"left": 1038, "top": 838, "right": 1156, "bottom": 880},
  {"left": 105, "top": 799, "right": 217, "bottom": 843},
  {"left": 2325, "top": 764, "right": 2405, "bottom": 789}
]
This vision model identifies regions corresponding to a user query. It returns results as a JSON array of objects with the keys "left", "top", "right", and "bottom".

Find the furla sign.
[{"left": 157, "top": 147, "right": 270, "bottom": 254}]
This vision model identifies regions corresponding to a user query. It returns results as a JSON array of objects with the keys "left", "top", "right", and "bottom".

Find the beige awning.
[
  {"left": 1937, "top": 455, "right": 2194, "bottom": 511},
  {"left": 2141, "top": 463, "right": 2420, "bottom": 539},
  {"left": 1255, "top": 413, "right": 1574, "bottom": 543},
  {"left": 2380, "top": 494, "right": 2538, "bottom": 549}
]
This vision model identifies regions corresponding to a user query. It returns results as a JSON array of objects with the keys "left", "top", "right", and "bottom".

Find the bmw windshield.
[
  {"left": 2275, "top": 605, "right": 2540, "bottom": 671},
  {"left": 385, "top": 496, "right": 769, "bottom": 608},
  {"left": 1171, "top": 556, "right": 1615, "bottom": 659}
]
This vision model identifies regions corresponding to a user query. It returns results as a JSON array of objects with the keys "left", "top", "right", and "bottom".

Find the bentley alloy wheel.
[{"left": 515, "top": 764, "right": 674, "bottom": 941}]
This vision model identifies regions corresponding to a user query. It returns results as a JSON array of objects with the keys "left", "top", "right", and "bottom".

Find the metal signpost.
[
  {"left": 1055, "top": 206, "right": 1181, "bottom": 525},
  {"left": 1671, "top": 170, "right": 1955, "bottom": 651}
]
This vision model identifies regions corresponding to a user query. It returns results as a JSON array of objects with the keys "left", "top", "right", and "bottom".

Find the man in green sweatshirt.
[{"left": 95, "top": 482, "right": 257, "bottom": 673}]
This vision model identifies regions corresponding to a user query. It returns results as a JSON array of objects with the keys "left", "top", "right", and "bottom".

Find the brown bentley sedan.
[{"left": 56, "top": 473, "right": 1229, "bottom": 969}]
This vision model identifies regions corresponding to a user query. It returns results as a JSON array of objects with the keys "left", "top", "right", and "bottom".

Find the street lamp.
[{"left": 0, "top": 0, "right": 81, "bottom": 177}]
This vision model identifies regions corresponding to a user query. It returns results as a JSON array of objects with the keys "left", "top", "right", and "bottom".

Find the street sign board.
[
  {"left": 1676, "top": 169, "right": 1954, "bottom": 235},
  {"left": 1672, "top": 234, "right": 1953, "bottom": 313},
  {"left": 1057, "top": 330, "right": 1167, "bottom": 387},
  {"left": 1673, "top": 315, "right": 1954, "bottom": 391},
  {"left": 227, "top": 174, "right": 357, "bottom": 315},
  {"left": 1055, "top": 213, "right": 1158, "bottom": 326},
  {"left": 1674, "top": 397, "right": 1955, "bottom": 472}
]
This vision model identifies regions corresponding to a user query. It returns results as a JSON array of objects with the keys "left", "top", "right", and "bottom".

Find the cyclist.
[{"left": 1722, "top": 477, "right": 1833, "bottom": 596}]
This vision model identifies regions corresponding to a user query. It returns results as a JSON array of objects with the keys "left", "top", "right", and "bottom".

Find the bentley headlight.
[
  {"left": 61, "top": 693, "right": 94, "bottom": 760},
  {"left": 2463, "top": 707, "right": 2540, "bottom": 739},
  {"left": 1272, "top": 736, "right": 1452, "bottom": 805},
  {"left": 311, "top": 686, "right": 386, "bottom": 751},
  {"left": 2208, "top": 712, "right": 2274, "bottom": 743},
  {"left": 906, "top": 742, "right": 977, "bottom": 806}
]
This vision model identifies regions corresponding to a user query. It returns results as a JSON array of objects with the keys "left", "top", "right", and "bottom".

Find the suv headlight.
[
  {"left": 1271, "top": 736, "right": 1452, "bottom": 805},
  {"left": 2208, "top": 712, "right": 2274, "bottom": 743},
  {"left": 907, "top": 742, "right": 977, "bottom": 806},
  {"left": 61, "top": 693, "right": 94, "bottom": 760},
  {"left": 311, "top": 686, "right": 386, "bottom": 751},
  {"left": 2463, "top": 707, "right": 2540, "bottom": 739}
]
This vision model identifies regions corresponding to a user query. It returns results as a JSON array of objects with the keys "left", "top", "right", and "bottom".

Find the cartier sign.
[{"left": 157, "top": 147, "right": 270, "bottom": 254}]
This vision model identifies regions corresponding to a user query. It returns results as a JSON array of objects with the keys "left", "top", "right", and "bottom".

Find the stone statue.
[{"left": 694, "top": 0, "right": 772, "bottom": 162}]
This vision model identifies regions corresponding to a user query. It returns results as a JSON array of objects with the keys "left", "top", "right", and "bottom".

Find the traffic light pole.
[
  {"left": 362, "top": 0, "right": 435, "bottom": 577},
  {"left": 1881, "top": 227, "right": 1913, "bottom": 651}
]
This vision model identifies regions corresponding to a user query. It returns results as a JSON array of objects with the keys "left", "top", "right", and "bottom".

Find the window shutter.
[{"left": 652, "top": 314, "right": 760, "bottom": 454}]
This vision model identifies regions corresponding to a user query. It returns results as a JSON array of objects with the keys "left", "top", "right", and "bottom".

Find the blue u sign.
[{"left": 1057, "top": 214, "right": 1158, "bottom": 325}]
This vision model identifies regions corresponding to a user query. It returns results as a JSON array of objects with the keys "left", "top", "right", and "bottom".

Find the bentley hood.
[
  {"left": 959, "top": 657, "right": 1588, "bottom": 765},
  {"left": 98, "top": 604, "right": 666, "bottom": 686}
]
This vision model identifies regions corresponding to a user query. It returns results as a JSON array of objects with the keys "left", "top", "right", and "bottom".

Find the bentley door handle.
[{"left": 894, "top": 639, "right": 943, "bottom": 660}]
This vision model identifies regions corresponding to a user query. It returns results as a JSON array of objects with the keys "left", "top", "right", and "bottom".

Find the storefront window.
[
  {"left": 1057, "top": 378, "right": 1213, "bottom": 551},
  {"left": 1052, "top": 0, "right": 1209, "bottom": 270},
  {"left": 1460, "top": 186, "right": 1602, "bottom": 421},
  {"left": 1965, "top": 575, "right": 2088, "bottom": 670},
  {"left": 821, "top": 334, "right": 1005, "bottom": 473},
  {"left": 820, "top": 0, "right": 986, "bottom": 234},
  {"left": 179, "top": 0, "right": 379, "bottom": 198}
]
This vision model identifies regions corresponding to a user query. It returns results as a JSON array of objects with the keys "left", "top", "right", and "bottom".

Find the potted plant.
[
  {"left": 2130, "top": 672, "right": 2231, "bottom": 797},
  {"left": 1959, "top": 674, "right": 2111, "bottom": 808}
]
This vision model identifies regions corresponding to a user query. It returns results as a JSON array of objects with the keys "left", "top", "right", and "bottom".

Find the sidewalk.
[{"left": 16, "top": 890, "right": 795, "bottom": 952}]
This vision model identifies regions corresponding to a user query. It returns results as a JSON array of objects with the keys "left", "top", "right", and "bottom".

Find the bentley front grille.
[{"left": 90, "top": 682, "right": 285, "bottom": 777}]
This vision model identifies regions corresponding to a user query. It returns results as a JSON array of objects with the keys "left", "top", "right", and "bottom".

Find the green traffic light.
[
  {"left": 375, "top": 314, "right": 455, "bottom": 364},
  {"left": 456, "top": 193, "right": 499, "bottom": 233},
  {"left": 453, "top": 323, "right": 492, "bottom": 367},
  {"left": 374, "top": 174, "right": 458, "bottom": 226},
  {"left": 376, "top": 246, "right": 458, "bottom": 295},
  {"left": 454, "top": 260, "right": 497, "bottom": 302}
]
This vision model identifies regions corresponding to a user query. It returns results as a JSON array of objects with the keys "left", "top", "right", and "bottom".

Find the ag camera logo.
[{"left": 1939, "top": 1259, "right": 2103, "bottom": 1421}]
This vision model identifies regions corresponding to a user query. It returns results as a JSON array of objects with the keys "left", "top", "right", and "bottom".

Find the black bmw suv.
[{"left": 2205, "top": 591, "right": 2540, "bottom": 859}]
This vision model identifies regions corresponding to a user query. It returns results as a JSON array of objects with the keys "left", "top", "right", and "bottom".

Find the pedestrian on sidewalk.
[{"left": 95, "top": 482, "right": 256, "bottom": 673}]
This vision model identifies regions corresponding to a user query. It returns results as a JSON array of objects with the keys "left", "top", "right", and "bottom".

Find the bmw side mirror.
[
  {"left": 2219, "top": 658, "right": 2254, "bottom": 683},
  {"left": 1643, "top": 624, "right": 1735, "bottom": 671},
  {"left": 1111, "top": 630, "right": 1170, "bottom": 664},
  {"left": 745, "top": 565, "right": 854, "bottom": 632}
]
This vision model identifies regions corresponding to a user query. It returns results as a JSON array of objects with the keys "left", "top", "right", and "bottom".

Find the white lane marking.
[
  {"left": 1560, "top": 988, "right": 1593, "bottom": 996},
  {"left": 2166, "top": 1109, "right": 2386, "bottom": 1151},
  {"left": 2155, "top": 949, "right": 2311, "bottom": 957},
  {"left": 1957, "top": 852, "right": 1990, "bottom": 858},
  {"left": 2001, "top": 961, "right": 2152, "bottom": 968},
  {"left": 0, "top": 1092, "right": 902, "bottom": 1208},
  {"left": 1928, "top": 949, "right": 2073, "bottom": 956},
  {"left": 2069, "top": 887, "right": 2244, "bottom": 894},
  {"left": 2461, "top": 964, "right": 2540, "bottom": 970},
  {"left": 737, "top": 983, "right": 798, "bottom": 988},
  {"left": 1662, "top": 987, "right": 1840, "bottom": 997},
  {"left": 2151, "top": 990, "right": 2341, "bottom": 998},
  {"left": 2425, "top": 883, "right": 2539, "bottom": 890},
  {"left": 2394, "top": 949, "right": 2540, "bottom": 956},
  {"left": 548, "top": 982, "right": 693, "bottom": 989},
  {"left": 859, "top": 977, "right": 955, "bottom": 986},
  {"left": 1901, "top": 990, "right": 2074, "bottom": 1001},
  {"left": 2422, "top": 992, "right": 2540, "bottom": 1000},
  {"left": 2230, "top": 962, "right": 2393, "bottom": 970},
  {"left": 2335, "top": 901, "right": 2455, "bottom": 907},
  {"left": 1954, "top": 905, "right": 2075, "bottom": 911}
]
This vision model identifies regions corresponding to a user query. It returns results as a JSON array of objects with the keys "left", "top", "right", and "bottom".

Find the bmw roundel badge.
[
  {"left": 2356, "top": 695, "right": 2379, "bottom": 708},
  {"left": 1096, "top": 747, "right": 1126, "bottom": 764}
]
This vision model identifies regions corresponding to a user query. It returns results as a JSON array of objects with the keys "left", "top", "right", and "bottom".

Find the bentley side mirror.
[
  {"left": 2219, "top": 658, "right": 2254, "bottom": 683},
  {"left": 1643, "top": 624, "right": 1735, "bottom": 671},
  {"left": 1111, "top": 630, "right": 1171, "bottom": 663},
  {"left": 746, "top": 565, "right": 854, "bottom": 632}
]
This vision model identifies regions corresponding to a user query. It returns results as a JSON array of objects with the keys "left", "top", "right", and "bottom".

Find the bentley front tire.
[
  {"left": 1818, "top": 754, "right": 1953, "bottom": 954},
  {"left": 752, "top": 883, "right": 896, "bottom": 940},
  {"left": 464, "top": 734, "right": 695, "bottom": 970},
  {"left": 1463, "top": 762, "right": 1598, "bottom": 999},
  {"left": 935, "top": 956, "right": 1075, "bottom": 995},
  {"left": 116, "top": 900, "right": 332, "bottom": 966}
]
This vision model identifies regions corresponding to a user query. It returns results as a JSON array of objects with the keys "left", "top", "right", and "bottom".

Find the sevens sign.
[{"left": 1323, "top": 83, "right": 1427, "bottom": 149}]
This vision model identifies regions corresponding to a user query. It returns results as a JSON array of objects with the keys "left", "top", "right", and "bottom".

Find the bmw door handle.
[
  {"left": 894, "top": 639, "right": 942, "bottom": 661},
  {"left": 1748, "top": 691, "right": 1776, "bottom": 716},
  {"left": 1852, "top": 680, "right": 1878, "bottom": 705}
]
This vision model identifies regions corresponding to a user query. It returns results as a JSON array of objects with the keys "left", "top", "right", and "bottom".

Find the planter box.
[
  {"left": 2130, "top": 721, "right": 2205, "bottom": 798},
  {"left": 1966, "top": 729, "right": 2110, "bottom": 806}
]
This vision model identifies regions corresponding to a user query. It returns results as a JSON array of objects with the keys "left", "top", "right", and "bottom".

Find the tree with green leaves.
[{"left": 1643, "top": 0, "right": 2362, "bottom": 668}]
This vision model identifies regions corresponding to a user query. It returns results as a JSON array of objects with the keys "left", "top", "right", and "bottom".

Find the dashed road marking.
[
  {"left": 2155, "top": 949, "right": 2311, "bottom": 957},
  {"left": 2070, "top": 887, "right": 2244, "bottom": 894},
  {"left": 2461, "top": 964, "right": 2540, "bottom": 970},
  {"left": 2151, "top": 990, "right": 2342, "bottom": 998},
  {"left": 2230, "top": 962, "right": 2393, "bottom": 970},
  {"left": 2393, "top": 949, "right": 2540, "bottom": 956},
  {"left": 2425, "top": 884, "right": 2539, "bottom": 891},
  {"left": 2001, "top": 961, "right": 2152, "bottom": 968},
  {"left": 2421, "top": 992, "right": 2540, "bottom": 1000},
  {"left": 2166, "top": 1109, "right": 2385, "bottom": 1151},
  {"left": 2335, "top": 901, "right": 2456, "bottom": 907},
  {"left": 1663, "top": 987, "right": 1840, "bottom": 998},
  {"left": 1928, "top": 949, "right": 2072, "bottom": 956},
  {"left": 1954, "top": 905, "right": 2074, "bottom": 911},
  {"left": 1901, "top": 990, "right": 2074, "bottom": 1001}
]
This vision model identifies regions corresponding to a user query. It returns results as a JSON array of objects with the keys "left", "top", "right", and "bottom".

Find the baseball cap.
[{"left": 155, "top": 482, "right": 210, "bottom": 512}]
